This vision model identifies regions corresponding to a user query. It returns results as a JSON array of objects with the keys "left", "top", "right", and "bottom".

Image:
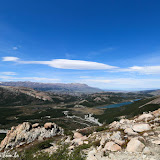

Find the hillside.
[
  {"left": 0, "top": 85, "right": 48, "bottom": 106},
  {"left": 138, "top": 89, "right": 160, "bottom": 96},
  {"left": 0, "top": 81, "right": 102, "bottom": 94},
  {"left": 0, "top": 108, "right": 160, "bottom": 160}
]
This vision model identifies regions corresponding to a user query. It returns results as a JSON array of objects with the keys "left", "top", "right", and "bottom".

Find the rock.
[
  {"left": 110, "top": 131, "right": 122, "bottom": 141},
  {"left": 84, "top": 141, "right": 89, "bottom": 144},
  {"left": 0, "top": 122, "right": 63, "bottom": 150},
  {"left": 104, "top": 141, "right": 121, "bottom": 151},
  {"left": 65, "top": 136, "right": 71, "bottom": 143},
  {"left": 44, "top": 122, "right": 55, "bottom": 129},
  {"left": 151, "top": 140, "right": 160, "bottom": 145},
  {"left": 148, "top": 131, "right": 154, "bottom": 136},
  {"left": 152, "top": 108, "right": 160, "bottom": 117},
  {"left": 137, "top": 136, "right": 146, "bottom": 143},
  {"left": 132, "top": 124, "right": 151, "bottom": 132},
  {"left": 143, "top": 132, "right": 148, "bottom": 137},
  {"left": 124, "top": 128, "right": 138, "bottom": 136},
  {"left": 87, "top": 149, "right": 106, "bottom": 160},
  {"left": 32, "top": 123, "right": 39, "bottom": 128},
  {"left": 143, "top": 147, "right": 152, "bottom": 155},
  {"left": 114, "top": 139, "right": 125, "bottom": 146},
  {"left": 69, "top": 145, "right": 74, "bottom": 150},
  {"left": 100, "top": 136, "right": 107, "bottom": 146},
  {"left": 137, "top": 114, "right": 154, "bottom": 121},
  {"left": 72, "top": 138, "right": 83, "bottom": 145},
  {"left": 126, "top": 138, "right": 145, "bottom": 152},
  {"left": 100, "top": 133, "right": 110, "bottom": 146},
  {"left": 86, "top": 149, "right": 98, "bottom": 160},
  {"left": 73, "top": 132, "right": 83, "bottom": 139}
]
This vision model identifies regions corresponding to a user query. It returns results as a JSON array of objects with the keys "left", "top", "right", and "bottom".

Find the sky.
[{"left": 0, "top": 0, "right": 160, "bottom": 90}]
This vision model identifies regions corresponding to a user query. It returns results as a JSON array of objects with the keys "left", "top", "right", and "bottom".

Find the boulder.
[
  {"left": 132, "top": 124, "right": 151, "bottom": 132},
  {"left": 104, "top": 141, "right": 121, "bottom": 152},
  {"left": 143, "top": 132, "right": 148, "bottom": 137},
  {"left": 44, "top": 122, "right": 55, "bottom": 129},
  {"left": 73, "top": 132, "right": 83, "bottom": 139},
  {"left": 152, "top": 108, "right": 160, "bottom": 117},
  {"left": 143, "top": 147, "right": 152, "bottom": 155},
  {"left": 32, "top": 123, "right": 40, "bottom": 128},
  {"left": 137, "top": 114, "right": 154, "bottom": 121},
  {"left": 124, "top": 128, "right": 138, "bottom": 136},
  {"left": 72, "top": 138, "right": 83, "bottom": 145},
  {"left": 151, "top": 140, "right": 160, "bottom": 145},
  {"left": 114, "top": 139, "right": 125, "bottom": 146},
  {"left": 87, "top": 149, "right": 106, "bottom": 160},
  {"left": 126, "top": 138, "right": 145, "bottom": 152},
  {"left": 110, "top": 131, "right": 122, "bottom": 141}
]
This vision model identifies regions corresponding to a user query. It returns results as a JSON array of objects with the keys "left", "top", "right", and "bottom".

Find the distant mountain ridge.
[
  {"left": 137, "top": 89, "right": 160, "bottom": 96},
  {"left": 0, "top": 81, "right": 102, "bottom": 94}
]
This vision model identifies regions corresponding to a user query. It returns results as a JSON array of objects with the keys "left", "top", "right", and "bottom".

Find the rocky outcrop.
[
  {"left": 66, "top": 108, "right": 160, "bottom": 160},
  {"left": 126, "top": 138, "right": 145, "bottom": 152},
  {"left": 103, "top": 141, "right": 121, "bottom": 151},
  {"left": 132, "top": 123, "right": 151, "bottom": 132},
  {"left": 1, "top": 108, "right": 160, "bottom": 160},
  {"left": 0, "top": 122, "right": 63, "bottom": 151}
]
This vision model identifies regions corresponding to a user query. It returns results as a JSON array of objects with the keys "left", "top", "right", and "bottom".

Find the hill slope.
[{"left": 0, "top": 85, "right": 51, "bottom": 106}]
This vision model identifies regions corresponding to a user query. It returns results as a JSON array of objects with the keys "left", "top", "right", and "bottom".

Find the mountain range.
[{"left": 0, "top": 81, "right": 102, "bottom": 94}]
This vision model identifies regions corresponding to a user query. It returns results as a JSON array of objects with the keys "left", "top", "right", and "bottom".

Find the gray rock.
[
  {"left": 0, "top": 122, "right": 63, "bottom": 150},
  {"left": 132, "top": 124, "right": 151, "bottom": 132}
]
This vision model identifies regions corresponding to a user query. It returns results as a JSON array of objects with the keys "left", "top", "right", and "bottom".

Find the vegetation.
[
  {"left": 95, "top": 98, "right": 160, "bottom": 124},
  {"left": 12, "top": 141, "right": 88, "bottom": 160},
  {"left": 0, "top": 133, "right": 6, "bottom": 142}
]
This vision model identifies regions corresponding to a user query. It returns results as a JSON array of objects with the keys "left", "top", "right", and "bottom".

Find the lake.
[{"left": 98, "top": 99, "right": 140, "bottom": 109}]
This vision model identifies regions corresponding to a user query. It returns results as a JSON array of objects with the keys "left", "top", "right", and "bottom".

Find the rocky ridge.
[
  {"left": 57, "top": 108, "right": 160, "bottom": 160},
  {"left": 0, "top": 122, "right": 63, "bottom": 151},
  {"left": 0, "top": 108, "right": 160, "bottom": 159}
]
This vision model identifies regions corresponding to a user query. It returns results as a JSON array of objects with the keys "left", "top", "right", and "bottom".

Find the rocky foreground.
[
  {"left": 0, "top": 122, "right": 63, "bottom": 151},
  {"left": 0, "top": 109, "right": 160, "bottom": 160}
]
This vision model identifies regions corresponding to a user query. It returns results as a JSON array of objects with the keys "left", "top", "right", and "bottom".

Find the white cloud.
[
  {"left": 2, "top": 57, "right": 19, "bottom": 61},
  {"left": 0, "top": 76, "right": 60, "bottom": 83},
  {"left": 48, "top": 59, "right": 117, "bottom": 70},
  {"left": 2, "top": 57, "right": 118, "bottom": 70},
  {"left": 12, "top": 46, "right": 18, "bottom": 50},
  {"left": 2, "top": 56, "right": 160, "bottom": 74},
  {"left": 128, "top": 66, "right": 160, "bottom": 74},
  {"left": 0, "top": 72, "right": 17, "bottom": 75},
  {"left": 110, "top": 65, "right": 160, "bottom": 75},
  {"left": 78, "top": 78, "right": 160, "bottom": 89}
]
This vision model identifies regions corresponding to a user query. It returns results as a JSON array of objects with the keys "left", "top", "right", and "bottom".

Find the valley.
[
  {"left": 0, "top": 82, "right": 156, "bottom": 131},
  {"left": 0, "top": 82, "right": 160, "bottom": 159}
]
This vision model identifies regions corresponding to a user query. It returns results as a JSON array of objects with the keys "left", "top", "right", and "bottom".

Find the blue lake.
[{"left": 98, "top": 99, "right": 140, "bottom": 109}]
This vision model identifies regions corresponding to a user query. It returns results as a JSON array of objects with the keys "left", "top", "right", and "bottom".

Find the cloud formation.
[
  {"left": 2, "top": 56, "right": 160, "bottom": 74},
  {"left": 0, "top": 75, "right": 60, "bottom": 83},
  {"left": 2, "top": 57, "right": 118, "bottom": 70},
  {"left": 0, "top": 72, "right": 17, "bottom": 75},
  {"left": 127, "top": 66, "right": 160, "bottom": 74},
  {"left": 2, "top": 57, "right": 19, "bottom": 61},
  {"left": 80, "top": 78, "right": 160, "bottom": 89}
]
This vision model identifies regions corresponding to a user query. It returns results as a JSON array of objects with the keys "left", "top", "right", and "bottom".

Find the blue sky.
[{"left": 1, "top": 0, "right": 160, "bottom": 90}]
